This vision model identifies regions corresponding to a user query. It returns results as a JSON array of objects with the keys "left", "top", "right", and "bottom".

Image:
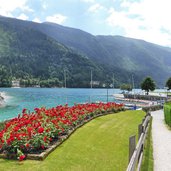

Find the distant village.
[{"left": 11, "top": 80, "right": 112, "bottom": 88}]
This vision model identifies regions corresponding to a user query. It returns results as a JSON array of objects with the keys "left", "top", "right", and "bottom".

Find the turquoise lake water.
[
  {"left": 0, "top": 88, "right": 165, "bottom": 121},
  {"left": 0, "top": 88, "right": 122, "bottom": 121}
]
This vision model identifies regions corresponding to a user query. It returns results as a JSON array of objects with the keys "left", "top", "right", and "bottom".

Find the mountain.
[
  {"left": 0, "top": 16, "right": 104, "bottom": 88},
  {"left": 0, "top": 15, "right": 171, "bottom": 87},
  {"left": 35, "top": 22, "right": 171, "bottom": 87}
]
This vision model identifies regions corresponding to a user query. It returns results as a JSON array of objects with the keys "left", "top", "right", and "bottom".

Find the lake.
[
  {"left": 0, "top": 88, "right": 123, "bottom": 121},
  {"left": 0, "top": 88, "right": 165, "bottom": 121}
]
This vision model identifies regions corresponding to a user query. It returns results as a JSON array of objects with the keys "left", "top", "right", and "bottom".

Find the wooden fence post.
[
  {"left": 138, "top": 124, "right": 143, "bottom": 140},
  {"left": 129, "top": 135, "right": 136, "bottom": 162},
  {"left": 127, "top": 113, "right": 151, "bottom": 171}
]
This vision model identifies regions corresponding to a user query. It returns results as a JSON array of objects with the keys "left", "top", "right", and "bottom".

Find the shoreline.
[
  {"left": 0, "top": 92, "right": 5, "bottom": 107},
  {"left": 0, "top": 92, "right": 10, "bottom": 108}
]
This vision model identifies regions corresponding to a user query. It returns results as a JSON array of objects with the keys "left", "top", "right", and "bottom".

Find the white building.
[
  {"left": 90, "top": 81, "right": 100, "bottom": 86},
  {"left": 12, "top": 80, "right": 20, "bottom": 88}
]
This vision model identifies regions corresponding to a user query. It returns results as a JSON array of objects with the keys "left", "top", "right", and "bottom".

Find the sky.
[{"left": 1, "top": 0, "right": 171, "bottom": 47}]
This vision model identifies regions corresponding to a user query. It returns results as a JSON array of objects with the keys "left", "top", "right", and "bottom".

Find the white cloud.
[
  {"left": 32, "top": 17, "right": 41, "bottom": 23},
  {"left": 106, "top": 0, "right": 171, "bottom": 47},
  {"left": 46, "top": 14, "right": 67, "bottom": 24},
  {"left": 42, "top": 3, "right": 47, "bottom": 10},
  {"left": 22, "top": 6, "right": 34, "bottom": 13},
  {"left": 88, "top": 3, "right": 105, "bottom": 13},
  {"left": 0, "top": 0, "right": 30, "bottom": 17},
  {"left": 40, "top": 0, "right": 48, "bottom": 10},
  {"left": 80, "top": 0, "right": 95, "bottom": 3},
  {"left": 17, "top": 13, "right": 28, "bottom": 20}
]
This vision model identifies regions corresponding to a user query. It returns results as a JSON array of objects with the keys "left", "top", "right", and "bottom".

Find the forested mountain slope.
[{"left": 0, "top": 15, "right": 171, "bottom": 87}]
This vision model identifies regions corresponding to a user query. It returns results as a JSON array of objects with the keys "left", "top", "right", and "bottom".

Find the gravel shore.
[{"left": 151, "top": 110, "right": 171, "bottom": 171}]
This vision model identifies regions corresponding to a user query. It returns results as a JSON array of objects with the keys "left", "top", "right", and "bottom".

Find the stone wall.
[{"left": 124, "top": 94, "right": 167, "bottom": 101}]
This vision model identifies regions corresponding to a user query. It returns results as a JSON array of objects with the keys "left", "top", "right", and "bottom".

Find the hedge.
[
  {"left": 164, "top": 102, "right": 171, "bottom": 126},
  {"left": 142, "top": 104, "right": 163, "bottom": 112},
  {"left": 0, "top": 122, "right": 4, "bottom": 131}
]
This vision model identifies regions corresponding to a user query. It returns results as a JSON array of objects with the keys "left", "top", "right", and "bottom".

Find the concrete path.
[{"left": 151, "top": 110, "right": 171, "bottom": 171}]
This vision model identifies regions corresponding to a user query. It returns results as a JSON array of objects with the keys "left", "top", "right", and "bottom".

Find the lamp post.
[
  {"left": 90, "top": 70, "right": 93, "bottom": 89},
  {"left": 132, "top": 74, "right": 135, "bottom": 99},
  {"left": 64, "top": 69, "right": 67, "bottom": 88},
  {"left": 107, "top": 86, "right": 109, "bottom": 103},
  {"left": 164, "top": 86, "right": 168, "bottom": 101},
  {"left": 102, "top": 83, "right": 108, "bottom": 103}
]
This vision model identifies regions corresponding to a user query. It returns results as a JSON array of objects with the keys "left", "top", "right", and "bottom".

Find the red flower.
[
  {"left": 43, "top": 136, "right": 47, "bottom": 142},
  {"left": 38, "top": 127, "right": 44, "bottom": 133},
  {"left": 25, "top": 143, "right": 30, "bottom": 148},
  {"left": 0, "top": 101, "right": 124, "bottom": 159},
  {"left": 19, "top": 155, "right": 26, "bottom": 161},
  {"left": 22, "top": 108, "right": 27, "bottom": 114}
]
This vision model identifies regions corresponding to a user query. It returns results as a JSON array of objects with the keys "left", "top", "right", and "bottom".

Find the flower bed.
[{"left": 0, "top": 102, "right": 124, "bottom": 160}]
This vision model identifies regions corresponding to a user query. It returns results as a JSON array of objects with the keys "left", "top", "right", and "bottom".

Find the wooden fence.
[{"left": 126, "top": 112, "right": 151, "bottom": 171}]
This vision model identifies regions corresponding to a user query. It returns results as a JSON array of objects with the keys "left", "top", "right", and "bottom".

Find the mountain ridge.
[
  {"left": 0, "top": 15, "right": 171, "bottom": 87},
  {"left": 35, "top": 21, "right": 171, "bottom": 87}
]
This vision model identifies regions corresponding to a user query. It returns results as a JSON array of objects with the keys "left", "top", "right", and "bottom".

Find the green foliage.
[
  {"left": 0, "top": 122, "right": 5, "bottom": 131},
  {"left": 19, "top": 78, "right": 62, "bottom": 88},
  {"left": 164, "top": 102, "right": 171, "bottom": 126},
  {"left": 40, "top": 78, "right": 62, "bottom": 88},
  {"left": 141, "top": 77, "right": 156, "bottom": 95},
  {"left": 120, "top": 83, "right": 132, "bottom": 92},
  {"left": 0, "top": 18, "right": 107, "bottom": 88},
  {"left": 0, "top": 65, "right": 12, "bottom": 87},
  {"left": 166, "top": 77, "right": 171, "bottom": 90},
  {"left": 38, "top": 22, "right": 171, "bottom": 87},
  {"left": 142, "top": 105, "right": 163, "bottom": 112}
]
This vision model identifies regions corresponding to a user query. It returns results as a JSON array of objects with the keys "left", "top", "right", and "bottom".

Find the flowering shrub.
[
  {"left": 0, "top": 102, "right": 124, "bottom": 159},
  {"left": 17, "top": 149, "right": 26, "bottom": 161}
]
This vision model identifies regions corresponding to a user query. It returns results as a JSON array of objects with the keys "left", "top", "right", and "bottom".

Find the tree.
[
  {"left": 0, "top": 65, "right": 12, "bottom": 87},
  {"left": 120, "top": 84, "right": 132, "bottom": 92},
  {"left": 141, "top": 77, "right": 156, "bottom": 95},
  {"left": 166, "top": 77, "right": 171, "bottom": 90}
]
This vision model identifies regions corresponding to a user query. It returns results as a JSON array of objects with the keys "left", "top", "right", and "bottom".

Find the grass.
[
  {"left": 154, "top": 91, "right": 171, "bottom": 95},
  {"left": 141, "top": 118, "right": 153, "bottom": 171},
  {"left": 0, "top": 110, "right": 145, "bottom": 171}
]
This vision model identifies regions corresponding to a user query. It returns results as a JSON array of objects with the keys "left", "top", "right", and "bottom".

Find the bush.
[
  {"left": 164, "top": 102, "right": 171, "bottom": 126},
  {"left": 142, "top": 104, "right": 163, "bottom": 112},
  {"left": 0, "top": 122, "right": 4, "bottom": 131}
]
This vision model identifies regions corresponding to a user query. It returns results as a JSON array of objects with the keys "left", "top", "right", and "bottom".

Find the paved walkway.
[{"left": 151, "top": 110, "right": 171, "bottom": 171}]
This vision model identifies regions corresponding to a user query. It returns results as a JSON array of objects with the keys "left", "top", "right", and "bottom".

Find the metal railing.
[{"left": 53, "top": 95, "right": 116, "bottom": 106}]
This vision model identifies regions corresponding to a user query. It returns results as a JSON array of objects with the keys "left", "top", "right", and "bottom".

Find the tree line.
[{"left": 1, "top": 61, "right": 171, "bottom": 90}]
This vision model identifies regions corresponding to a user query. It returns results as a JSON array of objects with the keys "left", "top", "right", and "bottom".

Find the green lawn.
[{"left": 0, "top": 110, "right": 145, "bottom": 171}]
